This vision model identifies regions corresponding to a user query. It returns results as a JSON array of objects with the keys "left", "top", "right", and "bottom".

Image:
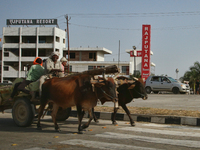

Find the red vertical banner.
[{"left": 141, "top": 25, "right": 151, "bottom": 80}]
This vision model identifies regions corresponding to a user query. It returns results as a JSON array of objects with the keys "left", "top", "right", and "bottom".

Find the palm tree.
[{"left": 181, "top": 61, "right": 200, "bottom": 93}]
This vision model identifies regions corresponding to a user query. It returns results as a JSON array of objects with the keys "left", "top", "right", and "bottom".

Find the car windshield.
[{"left": 167, "top": 77, "right": 178, "bottom": 82}]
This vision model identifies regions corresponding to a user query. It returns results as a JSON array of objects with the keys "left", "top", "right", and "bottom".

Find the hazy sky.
[{"left": 1, "top": 0, "right": 200, "bottom": 78}]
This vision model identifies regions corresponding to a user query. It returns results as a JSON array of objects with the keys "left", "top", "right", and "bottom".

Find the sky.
[{"left": 0, "top": 0, "right": 200, "bottom": 79}]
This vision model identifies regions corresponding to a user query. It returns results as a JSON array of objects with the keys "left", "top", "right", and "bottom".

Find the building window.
[
  {"left": 97, "top": 66, "right": 105, "bottom": 69},
  {"left": 22, "top": 36, "right": 36, "bottom": 43},
  {"left": 89, "top": 52, "right": 96, "bottom": 61},
  {"left": 65, "top": 65, "right": 72, "bottom": 72},
  {"left": 122, "top": 66, "right": 129, "bottom": 75},
  {"left": 4, "top": 52, "right": 9, "bottom": 57},
  {"left": 56, "top": 36, "right": 60, "bottom": 42},
  {"left": 88, "top": 66, "right": 96, "bottom": 70},
  {"left": 63, "top": 39, "right": 65, "bottom": 44},
  {"left": 4, "top": 66, "right": 9, "bottom": 71},
  {"left": 70, "top": 52, "right": 75, "bottom": 59},
  {"left": 39, "top": 36, "right": 53, "bottom": 43},
  {"left": 22, "top": 49, "right": 36, "bottom": 56}
]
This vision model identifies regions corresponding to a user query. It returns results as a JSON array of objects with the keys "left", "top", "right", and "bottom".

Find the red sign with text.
[
  {"left": 141, "top": 25, "right": 151, "bottom": 80},
  {"left": 130, "top": 51, "right": 142, "bottom": 57}
]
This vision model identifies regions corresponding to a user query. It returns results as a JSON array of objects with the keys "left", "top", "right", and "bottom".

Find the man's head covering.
[
  {"left": 60, "top": 57, "right": 68, "bottom": 63},
  {"left": 33, "top": 57, "right": 43, "bottom": 66},
  {"left": 50, "top": 51, "right": 60, "bottom": 58}
]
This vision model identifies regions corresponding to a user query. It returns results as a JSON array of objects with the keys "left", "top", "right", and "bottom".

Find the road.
[
  {"left": 99, "top": 94, "right": 200, "bottom": 111},
  {"left": 1, "top": 113, "right": 200, "bottom": 150}
]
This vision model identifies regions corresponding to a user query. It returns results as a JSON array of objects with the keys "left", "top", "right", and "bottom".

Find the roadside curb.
[{"left": 70, "top": 110, "right": 200, "bottom": 126}]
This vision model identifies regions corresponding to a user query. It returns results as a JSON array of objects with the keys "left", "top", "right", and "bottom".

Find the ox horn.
[
  {"left": 112, "top": 73, "right": 119, "bottom": 80},
  {"left": 132, "top": 77, "right": 139, "bottom": 81},
  {"left": 102, "top": 69, "right": 107, "bottom": 80}
]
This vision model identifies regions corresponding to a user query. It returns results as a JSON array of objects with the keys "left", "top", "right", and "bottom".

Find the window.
[
  {"left": 65, "top": 65, "right": 72, "bottom": 72},
  {"left": 151, "top": 77, "right": 160, "bottom": 82},
  {"left": 97, "top": 66, "right": 105, "bottom": 69},
  {"left": 4, "top": 52, "right": 9, "bottom": 57},
  {"left": 56, "top": 36, "right": 60, "bottom": 42},
  {"left": 70, "top": 52, "right": 75, "bottom": 59},
  {"left": 22, "top": 49, "right": 36, "bottom": 56},
  {"left": 63, "top": 39, "right": 65, "bottom": 44},
  {"left": 4, "top": 66, "right": 9, "bottom": 71},
  {"left": 22, "top": 36, "right": 36, "bottom": 43},
  {"left": 121, "top": 66, "right": 129, "bottom": 75},
  {"left": 88, "top": 66, "right": 96, "bottom": 70},
  {"left": 89, "top": 52, "right": 96, "bottom": 61}
]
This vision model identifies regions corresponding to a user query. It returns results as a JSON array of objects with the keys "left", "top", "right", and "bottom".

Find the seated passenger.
[
  {"left": 45, "top": 51, "right": 64, "bottom": 77},
  {"left": 39, "top": 51, "right": 64, "bottom": 96},
  {"left": 60, "top": 57, "right": 68, "bottom": 76},
  {"left": 9, "top": 57, "right": 45, "bottom": 101}
]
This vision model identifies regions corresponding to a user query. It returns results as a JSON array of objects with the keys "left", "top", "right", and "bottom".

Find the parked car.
[{"left": 145, "top": 76, "right": 190, "bottom": 94}]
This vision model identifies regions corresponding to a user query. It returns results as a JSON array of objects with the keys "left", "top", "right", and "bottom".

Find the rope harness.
[{"left": 128, "top": 86, "right": 146, "bottom": 99}]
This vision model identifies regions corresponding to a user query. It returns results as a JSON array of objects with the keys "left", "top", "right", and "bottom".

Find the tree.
[{"left": 181, "top": 61, "right": 200, "bottom": 92}]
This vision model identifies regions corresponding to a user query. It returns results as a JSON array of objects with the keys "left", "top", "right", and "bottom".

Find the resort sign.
[{"left": 6, "top": 19, "right": 57, "bottom": 25}]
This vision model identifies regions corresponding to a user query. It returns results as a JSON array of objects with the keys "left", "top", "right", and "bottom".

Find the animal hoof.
[
  {"left": 78, "top": 131, "right": 83, "bottom": 134},
  {"left": 55, "top": 129, "right": 61, "bottom": 132},
  {"left": 112, "top": 121, "right": 118, "bottom": 125},
  {"left": 131, "top": 122, "right": 135, "bottom": 126},
  {"left": 95, "top": 120, "right": 99, "bottom": 123},
  {"left": 37, "top": 126, "right": 42, "bottom": 130}
]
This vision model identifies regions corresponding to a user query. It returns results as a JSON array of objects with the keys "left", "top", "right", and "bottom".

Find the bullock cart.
[
  {"left": 0, "top": 65, "right": 119, "bottom": 127},
  {"left": 0, "top": 79, "right": 72, "bottom": 127}
]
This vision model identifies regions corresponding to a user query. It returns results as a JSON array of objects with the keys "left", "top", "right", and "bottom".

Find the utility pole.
[
  {"left": 65, "top": 15, "right": 71, "bottom": 73},
  {"left": 118, "top": 40, "right": 120, "bottom": 69}
]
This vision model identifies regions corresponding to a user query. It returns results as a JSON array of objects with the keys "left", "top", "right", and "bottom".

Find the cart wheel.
[
  {"left": 12, "top": 98, "right": 35, "bottom": 127},
  {"left": 56, "top": 107, "right": 71, "bottom": 121}
]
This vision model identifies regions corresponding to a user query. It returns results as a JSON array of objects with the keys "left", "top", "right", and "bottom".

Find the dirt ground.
[{"left": 72, "top": 106, "right": 200, "bottom": 118}]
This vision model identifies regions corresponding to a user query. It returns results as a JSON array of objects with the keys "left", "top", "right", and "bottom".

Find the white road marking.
[
  {"left": 59, "top": 139, "right": 161, "bottom": 150},
  {"left": 118, "top": 127, "right": 200, "bottom": 137},
  {"left": 95, "top": 132, "right": 200, "bottom": 148},
  {"left": 24, "top": 147, "right": 54, "bottom": 150},
  {"left": 142, "top": 123, "right": 200, "bottom": 130}
]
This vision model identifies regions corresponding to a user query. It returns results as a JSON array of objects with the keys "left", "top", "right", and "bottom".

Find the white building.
[
  {"left": 63, "top": 47, "right": 130, "bottom": 75},
  {"left": 1, "top": 27, "right": 66, "bottom": 82},
  {"left": 126, "top": 49, "right": 155, "bottom": 76}
]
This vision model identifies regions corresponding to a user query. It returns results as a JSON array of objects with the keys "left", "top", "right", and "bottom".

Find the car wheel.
[
  {"left": 145, "top": 87, "right": 151, "bottom": 94},
  {"left": 172, "top": 87, "right": 179, "bottom": 94}
]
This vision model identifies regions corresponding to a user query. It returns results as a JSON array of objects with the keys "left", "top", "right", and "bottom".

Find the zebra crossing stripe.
[
  {"left": 95, "top": 132, "right": 200, "bottom": 148},
  {"left": 24, "top": 147, "right": 54, "bottom": 150},
  {"left": 142, "top": 123, "right": 200, "bottom": 130},
  {"left": 59, "top": 139, "right": 161, "bottom": 150},
  {"left": 118, "top": 127, "right": 200, "bottom": 137}
]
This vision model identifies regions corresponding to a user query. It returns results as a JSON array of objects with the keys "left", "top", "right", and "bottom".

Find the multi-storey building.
[{"left": 1, "top": 27, "right": 66, "bottom": 82}]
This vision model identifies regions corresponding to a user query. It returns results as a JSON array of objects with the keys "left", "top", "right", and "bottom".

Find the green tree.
[{"left": 181, "top": 61, "right": 200, "bottom": 92}]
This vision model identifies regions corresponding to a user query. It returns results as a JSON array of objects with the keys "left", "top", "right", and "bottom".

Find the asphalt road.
[
  {"left": 98, "top": 93, "right": 200, "bottom": 111},
  {"left": 1, "top": 113, "right": 200, "bottom": 150}
]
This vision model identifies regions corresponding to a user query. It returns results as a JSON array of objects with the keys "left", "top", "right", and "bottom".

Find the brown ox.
[
  {"left": 93, "top": 77, "right": 148, "bottom": 126},
  {"left": 37, "top": 74, "right": 117, "bottom": 133}
]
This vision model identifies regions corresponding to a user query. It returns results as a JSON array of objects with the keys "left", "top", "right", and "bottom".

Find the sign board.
[
  {"left": 6, "top": 19, "right": 57, "bottom": 25},
  {"left": 141, "top": 25, "right": 151, "bottom": 80},
  {"left": 130, "top": 50, "right": 142, "bottom": 57}
]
